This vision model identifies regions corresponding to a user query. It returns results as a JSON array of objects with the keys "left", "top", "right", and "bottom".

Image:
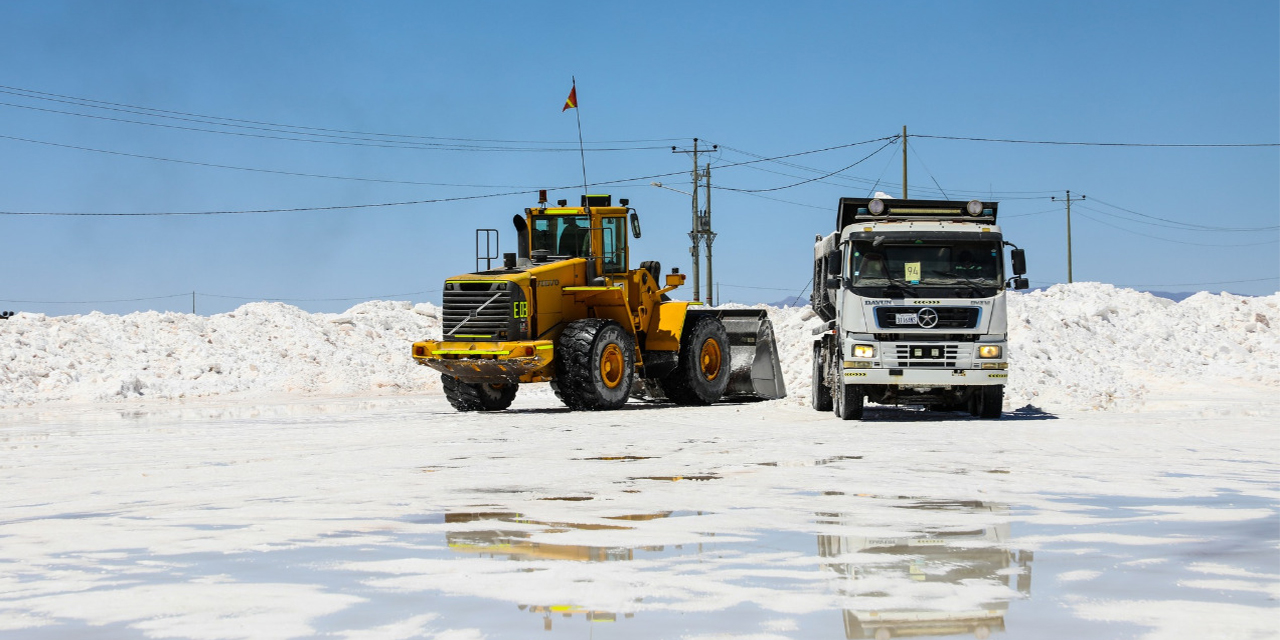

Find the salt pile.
[{"left": 1, "top": 283, "right": 1276, "bottom": 411}]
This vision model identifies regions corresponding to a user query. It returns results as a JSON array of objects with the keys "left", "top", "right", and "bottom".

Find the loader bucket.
[{"left": 711, "top": 309, "right": 788, "bottom": 400}]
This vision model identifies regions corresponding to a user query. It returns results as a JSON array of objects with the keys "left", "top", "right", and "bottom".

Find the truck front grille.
[
  {"left": 442, "top": 281, "right": 514, "bottom": 339},
  {"left": 875, "top": 306, "right": 980, "bottom": 329},
  {"left": 894, "top": 344, "right": 961, "bottom": 367}
]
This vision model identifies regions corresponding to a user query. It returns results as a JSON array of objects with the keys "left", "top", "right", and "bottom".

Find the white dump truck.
[{"left": 811, "top": 196, "right": 1029, "bottom": 420}]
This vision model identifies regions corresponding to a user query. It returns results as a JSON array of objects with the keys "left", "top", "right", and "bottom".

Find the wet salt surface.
[{"left": 1, "top": 394, "right": 1276, "bottom": 639}]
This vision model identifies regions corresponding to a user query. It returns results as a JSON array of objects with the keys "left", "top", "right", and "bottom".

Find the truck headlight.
[
  {"left": 853, "top": 344, "right": 876, "bottom": 358},
  {"left": 977, "top": 345, "right": 1002, "bottom": 359}
]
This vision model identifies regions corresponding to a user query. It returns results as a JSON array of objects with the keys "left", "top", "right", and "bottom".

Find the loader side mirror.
[
  {"left": 629, "top": 211, "right": 641, "bottom": 238},
  {"left": 1011, "top": 248, "right": 1026, "bottom": 276}
]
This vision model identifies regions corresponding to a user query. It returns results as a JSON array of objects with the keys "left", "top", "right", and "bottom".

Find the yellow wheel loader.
[{"left": 411, "top": 193, "right": 786, "bottom": 411}]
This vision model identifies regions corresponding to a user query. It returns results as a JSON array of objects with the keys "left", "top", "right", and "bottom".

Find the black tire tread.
[
  {"left": 442, "top": 374, "right": 518, "bottom": 411},
  {"left": 659, "top": 315, "right": 731, "bottom": 406}
]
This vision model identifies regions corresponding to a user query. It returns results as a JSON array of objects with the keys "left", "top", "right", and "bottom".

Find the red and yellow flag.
[{"left": 562, "top": 84, "right": 577, "bottom": 112}]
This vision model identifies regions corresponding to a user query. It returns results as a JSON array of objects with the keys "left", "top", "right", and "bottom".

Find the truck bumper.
[
  {"left": 841, "top": 367, "right": 1008, "bottom": 386},
  {"left": 412, "top": 339, "right": 554, "bottom": 383}
]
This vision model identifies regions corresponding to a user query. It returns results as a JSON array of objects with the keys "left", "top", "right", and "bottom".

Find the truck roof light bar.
[{"left": 837, "top": 197, "right": 998, "bottom": 229}]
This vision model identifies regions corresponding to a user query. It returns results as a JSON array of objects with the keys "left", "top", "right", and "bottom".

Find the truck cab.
[{"left": 812, "top": 196, "right": 1028, "bottom": 420}]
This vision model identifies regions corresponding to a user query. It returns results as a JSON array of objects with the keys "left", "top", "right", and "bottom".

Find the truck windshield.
[
  {"left": 850, "top": 240, "right": 1002, "bottom": 287},
  {"left": 531, "top": 215, "right": 591, "bottom": 257}
]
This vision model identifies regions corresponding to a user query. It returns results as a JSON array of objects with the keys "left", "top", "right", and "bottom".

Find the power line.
[
  {"left": 1073, "top": 211, "right": 1280, "bottom": 247},
  {"left": 913, "top": 133, "right": 1279, "bottom": 148},
  {"left": 0, "top": 133, "right": 543, "bottom": 188},
  {"left": 1112, "top": 277, "right": 1278, "bottom": 288},
  {"left": 1084, "top": 197, "right": 1279, "bottom": 232},
  {"left": 0, "top": 100, "right": 670, "bottom": 152},
  {"left": 0, "top": 83, "right": 685, "bottom": 145},
  {"left": 719, "top": 137, "right": 901, "bottom": 193}
]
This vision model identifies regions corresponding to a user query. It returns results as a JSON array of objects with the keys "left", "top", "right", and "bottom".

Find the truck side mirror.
[
  {"left": 826, "top": 249, "right": 842, "bottom": 276},
  {"left": 630, "top": 211, "right": 641, "bottom": 238},
  {"left": 1013, "top": 277, "right": 1029, "bottom": 290},
  {"left": 1011, "top": 248, "right": 1026, "bottom": 276}
]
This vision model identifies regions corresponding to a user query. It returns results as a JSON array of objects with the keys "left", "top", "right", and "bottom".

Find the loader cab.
[{"left": 526, "top": 194, "right": 631, "bottom": 275}]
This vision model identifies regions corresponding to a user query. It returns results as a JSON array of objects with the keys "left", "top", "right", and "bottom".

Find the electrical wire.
[
  {"left": 0, "top": 293, "right": 191, "bottom": 304},
  {"left": 0, "top": 100, "right": 671, "bottom": 152},
  {"left": 0, "top": 133, "right": 543, "bottom": 188},
  {"left": 1073, "top": 211, "right": 1279, "bottom": 247},
  {"left": 906, "top": 138, "right": 950, "bottom": 200},
  {"left": 913, "top": 134, "right": 1279, "bottom": 148},
  {"left": 1084, "top": 197, "right": 1279, "bottom": 232},
  {"left": 1111, "top": 277, "right": 1278, "bottom": 288},
  {"left": 0, "top": 84, "right": 686, "bottom": 145},
  {"left": 719, "top": 137, "right": 901, "bottom": 193}
]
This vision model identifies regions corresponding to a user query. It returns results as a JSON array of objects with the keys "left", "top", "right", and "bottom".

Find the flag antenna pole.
[{"left": 572, "top": 77, "right": 588, "bottom": 198}]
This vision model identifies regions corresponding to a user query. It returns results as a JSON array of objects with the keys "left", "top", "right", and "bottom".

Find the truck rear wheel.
[
  {"left": 833, "top": 382, "right": 864, "bottom": 420},
  {"left": 441, "top": 374, "right": 518, "bottom": 411},
  {"left": 659, "top": 315, "right": 731, "bottom": 405},
  {"left": 971, "top": 385, "right": 1004, "bottom": 419},
  {"left": 811, "top": 343, "right": 832, "bottom": 412},
  {"left": 551, "top": 319, "right": 635, "bottom": 410}
]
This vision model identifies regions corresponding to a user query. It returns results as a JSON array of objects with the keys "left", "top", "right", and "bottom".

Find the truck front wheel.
[
  {"left": 970, "top": 385, "right": 1004, "bottom": 419},
  {"left": 833, "top": 383, "right": 864, "bottom": 421},
  {"left": 442, "top": 374, "right": 518, "bottom": 411},
  {"left": 811, "top": 343, "right": 832, "bottom": 412}
]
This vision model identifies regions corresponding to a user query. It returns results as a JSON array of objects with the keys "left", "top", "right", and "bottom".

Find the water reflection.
[
  {"left": 445, "top": 510, "right": 678, "bottom": 630},
  {"left": 818, "top": 500, "right": 1032, "bottom": 639}
]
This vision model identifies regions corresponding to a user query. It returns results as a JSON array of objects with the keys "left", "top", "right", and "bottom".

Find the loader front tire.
[
  {"left": 442, "top": 374, "right": 518, "bottom": 411},
  {"left": 660, "top": 315, "right": 731, "bottom": 405},
  {"left": 551, "top": 319, "right": 635, "bottom": 410}
]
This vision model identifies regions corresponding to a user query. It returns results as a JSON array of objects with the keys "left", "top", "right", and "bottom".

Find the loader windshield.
[
  {"left": 531, "top": 215, "right": 591, "bottom": 258},
  {"left": 850, "top": 239, "right": 1003, "bottom": 296}
]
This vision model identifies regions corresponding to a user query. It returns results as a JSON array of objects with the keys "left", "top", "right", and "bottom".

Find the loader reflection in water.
[
  {"left": 445, "top": 510, "right": 674, "bottom": 630},
  {"left": 818, "top": 501, "right": 1032, "bottom": 639}
]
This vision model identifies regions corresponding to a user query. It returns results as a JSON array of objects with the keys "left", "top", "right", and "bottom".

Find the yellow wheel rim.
[
  {"left": 699, "top": 338, "right": 722, "bottom": 381},
  {"left": 599, "top": 344, "right": 625, "bottom": 389}
]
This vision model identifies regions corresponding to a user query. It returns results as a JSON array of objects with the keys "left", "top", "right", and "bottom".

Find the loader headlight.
[
  {"left": 977, "top": 345, "right": 1002, "bottom": 359},
  {"left": 853, "top": 344, "right": 876, "bottom": 358}
]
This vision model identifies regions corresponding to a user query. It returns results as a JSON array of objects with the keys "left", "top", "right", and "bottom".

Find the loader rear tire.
[
  {"left": 551, "top": 319, "right": 634, "bottom": 410},
  {"left": 811, "top": 343, "right": 832, "bottom": 412},
  {"left": 441, "top": 374, "right": 518, "bottom": 412},
  {"left": 659, "top": 315, "right": 731, "bottom": 405}
]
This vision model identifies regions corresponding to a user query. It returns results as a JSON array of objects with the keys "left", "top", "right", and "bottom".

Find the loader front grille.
[{"left": 442, "top": 281, "right": 515, "bottom": 340}]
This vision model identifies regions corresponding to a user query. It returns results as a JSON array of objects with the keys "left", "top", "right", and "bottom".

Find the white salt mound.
[{"left": 1, "top": 283, "right": 1275, "bottom": 412}]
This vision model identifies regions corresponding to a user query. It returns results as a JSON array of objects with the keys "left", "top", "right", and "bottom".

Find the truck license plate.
[{"left": 895, "top": 314, "right": 918, "bottom": 325}]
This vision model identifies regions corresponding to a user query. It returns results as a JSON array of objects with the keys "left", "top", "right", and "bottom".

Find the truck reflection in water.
[
  {"left": 818, "top": 500, "right": 1032, "bottom": 640},
  {"left": 445, "top": 510, "right": 675, "bottom": 630}
]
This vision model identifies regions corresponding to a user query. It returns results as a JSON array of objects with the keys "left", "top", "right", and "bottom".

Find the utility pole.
[
  {"left": 1051, "top": 190, "right": 1085, "bottom": 283},
  {"left": 672, "top": 138, "right": 716, "bottom": 302},
  {"left": 703, "top": 162, "right": 716, "bottom": 306},
  {"left": 902, "top": 125, "right": 908, "bottom": 199}
]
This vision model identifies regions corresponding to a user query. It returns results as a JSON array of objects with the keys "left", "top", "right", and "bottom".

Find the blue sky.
[{"left": 0, "top": 1, "right": 1276, "bottom": 315}]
